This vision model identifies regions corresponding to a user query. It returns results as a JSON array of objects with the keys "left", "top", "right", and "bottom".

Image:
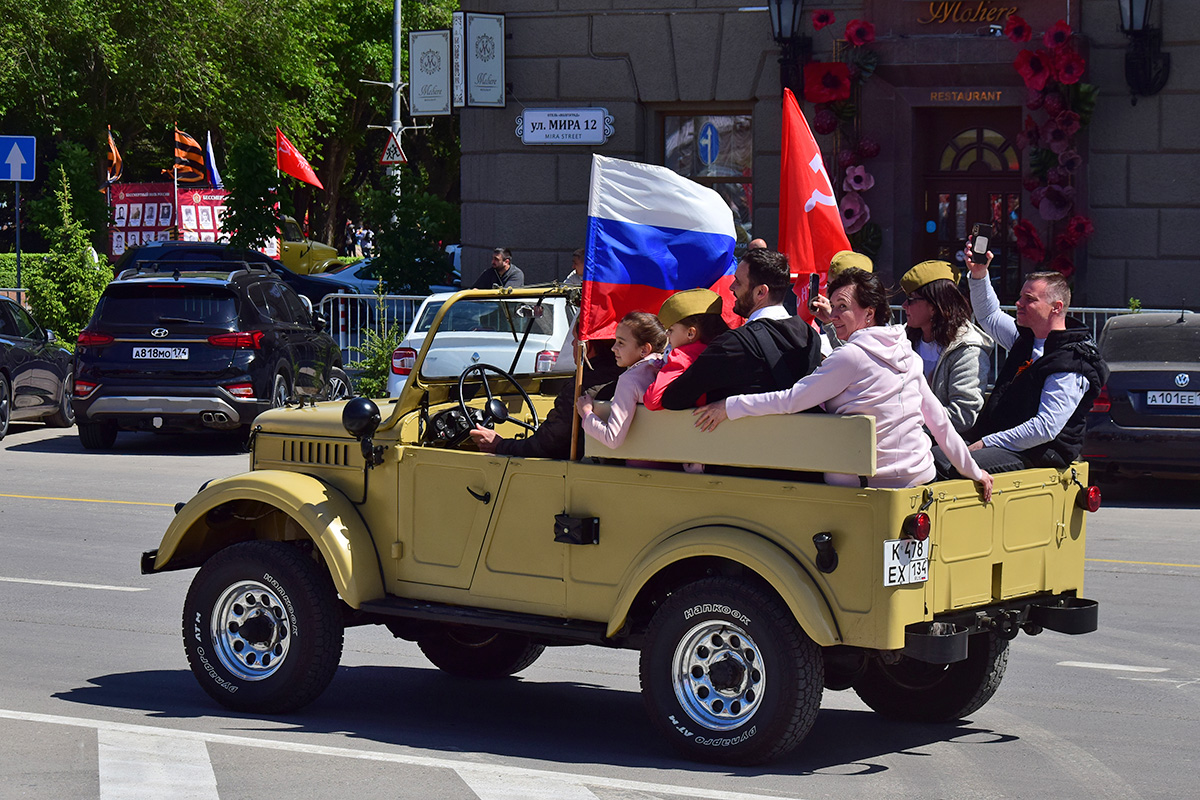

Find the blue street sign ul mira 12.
[{"left": 1, "top": 136, "right": 37, "bottom": 182}]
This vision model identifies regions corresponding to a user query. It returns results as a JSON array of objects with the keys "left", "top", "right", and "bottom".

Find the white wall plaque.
[
  {"left": 516, "top": 108, "right": 614, "bottom": 146},
  {"left": 465, "top": 13, "right": 505, "bottom": 108},
  {"left": 409, "top": 30, "right": 451, "bottom": 116}
]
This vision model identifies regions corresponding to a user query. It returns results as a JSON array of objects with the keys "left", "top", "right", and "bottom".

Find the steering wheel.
[{"left": 457, "top": 363, "right": 540, "bottom": 439}]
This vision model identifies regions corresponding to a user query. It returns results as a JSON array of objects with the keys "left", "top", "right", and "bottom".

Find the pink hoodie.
[{"left": 725, "top": 325, "right": 985, "bottom": 489}]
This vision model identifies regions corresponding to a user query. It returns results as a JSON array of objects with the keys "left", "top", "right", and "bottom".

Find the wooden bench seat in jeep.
[{"left": 586, "top": 406, "right": 877, "bottom": 477}]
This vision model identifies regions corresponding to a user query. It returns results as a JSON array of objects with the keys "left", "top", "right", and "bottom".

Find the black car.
[
  {"left": 0, "top": 296, "right": 75, "bottom": 440},
  {"left": 73, "top": 261, "right": 350, "bottom": 449},
  {"left": 112, "top": 241, "right": 357, "bottom": 305},
  {"left": 1083, "top": 311, "right": 1200, "bottom": 477}
]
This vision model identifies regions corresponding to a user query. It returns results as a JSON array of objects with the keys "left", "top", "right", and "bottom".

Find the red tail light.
[
  {"left": 535, "top": 350, "right": 557, "bottom": 373},
  {"left": 223, "top": 382, "right": 256, "bottom": 399},
  {"left": 1090, "top": 385, "right": 1111, "bottom": 413},
  {"left": 73, "top": 380, "right": 99, "bottom": 399},
  {"left": 901, "top": 512, "right": 931, "bottom": 541},
  {"left": 1076, "top": 485, "right": 1102, "bottom": 512},
  {"left": 392, "top": 347, "right": 417, "bottom": 375},
  {"left": 208, "top": 331, "right": 265, "bottom": 349},
  {"left": 76, "top": 330, "right": 114, "bottom": 347}
]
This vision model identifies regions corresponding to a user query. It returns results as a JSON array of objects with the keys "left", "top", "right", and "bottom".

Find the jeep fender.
[
  {"left": 152, "top": 470, "right": 384, "bottom": 608},
  {"left": 607, "top": 526, "right": 840, "bottom": 646}
]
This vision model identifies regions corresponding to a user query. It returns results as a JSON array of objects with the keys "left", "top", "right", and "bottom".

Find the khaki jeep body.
[{"left": 145, "top": 285, "right": 1099, "bottom": 765}]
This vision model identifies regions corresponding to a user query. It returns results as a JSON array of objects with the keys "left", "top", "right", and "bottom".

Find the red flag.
[
  {"left": 275, "top": 127, "right": 324, "bottom": 189},
  {"left": 779, "top": 88, "right": 851, "bottom": 322}
]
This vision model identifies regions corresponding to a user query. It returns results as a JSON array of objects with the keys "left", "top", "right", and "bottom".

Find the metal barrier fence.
[
  {"left": 316, "top": 293, "right": 425, "bottom": 366},
  {"left": 1, "top": 287, "right": 26, "bottom": 304}
]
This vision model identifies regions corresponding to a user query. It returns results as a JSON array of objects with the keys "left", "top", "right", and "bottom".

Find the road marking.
[
  {"left": 98, "top": 729, "right": 218, "bottom": 799},
  {"left": 1057, "top": 661, "right": 1170, "bottom": 673},
  {"left": 0, "top": 709, "right": 799, "bottom": 800},
  {"left": 1086, "top": 558, "right": 1200, "bottom": 569},
  {"left": 457, "top": 767, "right": 601, "bottom": 800},
  {"left": 0, "top": 576, "right": 148, "bottom": 592},
  {"left": 0, "top": 492, "right": 173, "bottom": 507}
]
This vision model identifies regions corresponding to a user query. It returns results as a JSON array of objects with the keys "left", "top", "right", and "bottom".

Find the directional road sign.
[{"left": 1, "top": 135, "right": 36, "bottom": 182}]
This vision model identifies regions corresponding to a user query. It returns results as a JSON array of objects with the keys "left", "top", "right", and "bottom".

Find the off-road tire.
[
  {"left": 417, "top": 626, "right": 545, "bottom": 678},
  {"left": 853, "top": 631, "right": 1009, "bottom": 722},
  {"left": 78, "top": 420, "right": 117, "bottom": 450},
  {"left": 44, "top": 371, "right": 76, "bottom": 427},
  {"left": 182, "top": 541, "right": 343, "bottom": 713},
  {"left": 639, "top": 577, "right": 824, "bottom": 765}
]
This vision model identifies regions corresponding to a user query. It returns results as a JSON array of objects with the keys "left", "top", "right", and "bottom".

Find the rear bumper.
[
  {"left": 1083, "top": 418, "right": 1200, "bottom": 474},
  {"left": 75, "top": 390, "right": 269, "bottom": 431}
]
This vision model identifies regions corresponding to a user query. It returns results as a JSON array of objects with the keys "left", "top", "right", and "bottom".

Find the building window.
[
  {"left": 938, "top": 127, "right": 1019, "bottom": 172},
  {"left": 663, "top": 114, "right": 753, "bottom": 240}
]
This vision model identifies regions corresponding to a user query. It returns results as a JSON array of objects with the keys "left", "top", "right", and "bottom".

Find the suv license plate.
[
  {"left": 1147, "top": 391, "right": 1199, "bottom": 406},
  {"left": 133, "top": 346, "right": 188, "bottom": 360},
  {"left": 883, "top": 538, "right": 929, "bottom": 587}
]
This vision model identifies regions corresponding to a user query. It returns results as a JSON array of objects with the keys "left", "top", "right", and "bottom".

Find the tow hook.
[{"left": 982, "top": 610, "right": 1023, "bottom": 640}]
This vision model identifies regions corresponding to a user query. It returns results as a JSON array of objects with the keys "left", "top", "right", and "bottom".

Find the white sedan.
[{"left": 387, "top": 293, "right": 573, "bottom": 396}]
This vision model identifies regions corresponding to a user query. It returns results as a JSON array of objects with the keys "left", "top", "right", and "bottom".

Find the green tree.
[
  {"left": 25, "top": 167, "right": 109, "bottom": 344},
  {"left": 27, "top": 142, "right": 111, "bottom": 249},
  {"left": 365, "top": 171, "right": 459, "bottom": 293},
  {"left": 222, "top": 135, "right": 283, "bottom": 251}
]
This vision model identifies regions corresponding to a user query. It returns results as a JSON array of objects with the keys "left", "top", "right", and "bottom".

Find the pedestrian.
[{"left": 473, "top": 247, "right": 525, "bottom": 289}]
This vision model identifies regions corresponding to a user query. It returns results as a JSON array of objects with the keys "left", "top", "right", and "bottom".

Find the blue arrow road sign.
[
  {"left": 698, "top": 122, "right": 720, "bottom": 167},
  {"left": 1, "top": 136, "right": 36, "bottom": 182}
]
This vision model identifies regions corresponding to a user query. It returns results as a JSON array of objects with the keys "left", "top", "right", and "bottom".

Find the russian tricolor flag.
[{"left": 580, "top": 155, "right": 737, "bottom": 340}]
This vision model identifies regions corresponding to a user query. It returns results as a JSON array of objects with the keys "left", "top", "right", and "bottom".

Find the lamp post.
[
  {"left": 1117, "top": 0, "right": 1170, "bottom": 104},
  {"left": 768, "top": 0, "right": 811, "bottom": 100}
]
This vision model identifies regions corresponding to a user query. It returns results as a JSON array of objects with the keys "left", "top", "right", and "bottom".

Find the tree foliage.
[
  {"left": 223, "top": 135, "right": 284, "bottom": 252},
  {"left": 365, "top": 171, "right": 460, "bottom": 293},
  {"left": 24, "top": 168, "right": 109, "bottom": 344}
]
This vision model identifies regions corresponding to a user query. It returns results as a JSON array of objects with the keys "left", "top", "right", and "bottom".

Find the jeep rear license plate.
[
  {"left": 1147, "top": 391, "right": 1199, "bottom": 406},
  {"left": 883, "top": 538, "right": 929, "bottom": 587},
  {"left": 133, "top": 346, "right": 188, "bottom": 360}
]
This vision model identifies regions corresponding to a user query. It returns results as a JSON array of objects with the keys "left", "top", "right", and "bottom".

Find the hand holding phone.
[
  {"left": 808, "top": 272, "right": 820, "bottom": 303},
  {"left": 968, "top": 223, "right": 993, "bottom": 265}
]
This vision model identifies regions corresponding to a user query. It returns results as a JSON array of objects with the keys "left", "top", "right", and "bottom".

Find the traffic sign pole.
[
  {"left": 2, "top": 135, "right": 37, "bottom": 292},
  {"left": 14, "top": 182, "right": 20, "bottom": 290}
]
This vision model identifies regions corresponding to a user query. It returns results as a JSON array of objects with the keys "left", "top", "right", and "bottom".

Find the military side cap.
[
  {"left": 658, "top": 288, "right": 723, "bottom": 329},
  {"left": 829, "top": 250, "right": 873, "bottom": 279},
  {"left": 902, "top": 260, "right": 961, "bottom": 295}
]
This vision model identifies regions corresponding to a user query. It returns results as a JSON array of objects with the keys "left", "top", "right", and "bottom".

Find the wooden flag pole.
[{"left": 569, "top": 338, "right": 584, "bottom": 461}]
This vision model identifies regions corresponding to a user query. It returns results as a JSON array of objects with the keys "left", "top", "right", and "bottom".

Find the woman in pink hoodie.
[{"left": 695, "top": 268, "right": 992, "bottom": 501}]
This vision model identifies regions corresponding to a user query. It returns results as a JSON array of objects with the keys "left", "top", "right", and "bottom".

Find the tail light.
[
  {"left": 208, "top": 331, "right": 265, "bottom": 349},
  {"left": 76, "top": 330, "right": 114, "bottom": 347},
  {"left": 1076, "top": 485, "right": 1102, "bottom": 512},
  {"left": 73, "top": 380, "right": 99, "bottom": 399},
  {"left": 535, "top": 350, "right": 557, "bottom": 373},
  {"left": 392, "top": 347, "right": 417, "bottom": 375},
  {"left": 223, "top": 382, "right": 256, "bottom": 399},
  {"left": 901, "top": 512, "right": 931, "bottom": 541},
  {"left": 1090, "top": 385, "right": 1111, "bottom": 414}
]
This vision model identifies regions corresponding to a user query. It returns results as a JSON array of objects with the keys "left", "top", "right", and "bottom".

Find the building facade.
[{"left": 458, "top": 1, "right": 1194, "bottom": 309}]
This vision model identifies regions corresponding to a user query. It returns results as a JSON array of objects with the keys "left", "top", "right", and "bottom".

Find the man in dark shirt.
[
  {"left": 660, "top": 249, "right": 822, "bottom": 409},
  {"left": 473, "top": 247, "right": 525, "bottom": 289}
]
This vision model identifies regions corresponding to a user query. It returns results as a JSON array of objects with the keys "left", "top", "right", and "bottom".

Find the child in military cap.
[{"left": 644, "top": 288, "right": 728, "bottom": 411}]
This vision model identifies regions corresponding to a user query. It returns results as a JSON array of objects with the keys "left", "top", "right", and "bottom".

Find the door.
[{"left": 917, "top": 109, "right": 1024, "bottom": 302}]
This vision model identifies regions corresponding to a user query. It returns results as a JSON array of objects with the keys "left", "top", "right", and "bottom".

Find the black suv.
[{"left": 73, "top": 261, "right": 350, "bottom": 449}]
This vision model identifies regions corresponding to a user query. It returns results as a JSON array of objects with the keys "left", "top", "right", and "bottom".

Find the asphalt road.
[{"left": 0, "top": 422, "right": 1196, "bottom": 799}]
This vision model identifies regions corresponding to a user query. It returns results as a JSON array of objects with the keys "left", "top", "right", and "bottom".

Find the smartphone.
[
  {"left": 969, "top": 223, "right": 993, "bottom": 264},
  {"left": 807, "top": 272, "right": 820, "bottom": 312}
]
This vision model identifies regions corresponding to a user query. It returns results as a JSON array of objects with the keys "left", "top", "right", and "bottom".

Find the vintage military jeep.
[{"left": 143, "top": 285, "right": 1100, "bottom": 765}]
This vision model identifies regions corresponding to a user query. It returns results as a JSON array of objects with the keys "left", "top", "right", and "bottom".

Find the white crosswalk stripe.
[
  {"left": 98, "top": 729, "right": 219, "bottom": 799},
  {"left": 456, "top": 767, "right": 602, "bottom": 800}
]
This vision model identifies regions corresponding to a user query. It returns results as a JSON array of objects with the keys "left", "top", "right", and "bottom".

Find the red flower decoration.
[
  {"left": 1056, "top": 230, "right": 1080, "bottom": 252},
  {"left": 1044, "top": 20, "right": 1073, "bottom": 50},
  {"left": 1004, "top": 15, "right": 1032, "bottom": 43},
  {"left": 804, "top": 61, "right": 852, "bottom": 104},
  {"left": 813, "top": 107, "right": 839, "bottom": 135},
  {"left": 1065, "top": 214, "right": 1096, "bottom": 241},
  {"left": 1014, "top": 49, "right": 1053, "bottom": 92},
  {"left": 845, "top": 19, "right": 876, "bottom": 46},
  {"left": 1015, "top": 115, "right": 1040, "bottom": 150},
  {"left": 812, "top": 10, "right": 835, "bottom": 31},
  {"left": 839, "top": 191, "right": 870, "bottom": 235},
  {"left": 1058, "top": 149, "right": 1083, "bottom": 171},
  {"left": 1036, "top": 184, "right": 1075, "bottom": 221},
  {"left": 1056, "top": 110, "right": 1081, "bottom": 137},
  {"left": 1050, "top": 254, "right": 1075, "bottom": 278},
  {"left": 1054, "top": 47, "right": 1087, "bottom": 84},
  {"left": 1014, "top": 220, "right": 1046, "bottom": 262},
  {"left": 1026, "top": 89, "right": 1046, "bottom": 110},
  {"left": 1023, "top": 177, "right": 1042, "bottom": 193},
  {"left": 856, "top": 137, "right": 881, "bottom": 160},
  {"left": 1046, "top": 166, "right": 1071, "bottom": 186},
  {"left": 837, "top": 147, "right": 859, "bottom": 170},
  {"left": 1042, "top": 91, "right": 1066, "bottom": 116},
  {"left": 1040, "top": 118, "right": 1071, "bottom": 154}
]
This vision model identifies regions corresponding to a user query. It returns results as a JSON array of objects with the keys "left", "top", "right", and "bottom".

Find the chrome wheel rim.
[
  {"left": 671, "top": 620, "right": 764, "bottom": 731},
  {"left": 271, "top": 377, "right": 288, "bottom": 408},
  {"left": 328, "top": 374, "right": 350, "bottom": 400},
  {"left": 211, "top": 580, "right": 291, "bottom": 681},
  {"left": 62, "top": 372, "right": 75, "bottom": 424}
]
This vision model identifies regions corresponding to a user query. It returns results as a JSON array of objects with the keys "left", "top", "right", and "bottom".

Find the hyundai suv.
[{"left": 73, "top": 261, "right": 350, "bottom": 449}]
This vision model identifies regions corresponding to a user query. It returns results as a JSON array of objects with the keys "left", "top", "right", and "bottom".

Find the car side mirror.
[
  {"left": 45, "top": 329, "right": 57, "bottom": 343},
  {"left": 312, "top": 313, "right": 327, "bottom": 332}
]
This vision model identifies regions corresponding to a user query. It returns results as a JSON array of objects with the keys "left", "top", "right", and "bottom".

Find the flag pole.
[{"left": 172, "top": 125, "right": 179, "bottom": 240}]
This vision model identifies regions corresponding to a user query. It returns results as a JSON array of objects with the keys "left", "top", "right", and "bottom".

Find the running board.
[{"left": 357, "top": 597, "right": 612, "bottom": 646}]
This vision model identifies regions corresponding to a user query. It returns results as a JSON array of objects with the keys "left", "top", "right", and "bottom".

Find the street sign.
[
  {"left": 380, "top": 132, "right": 407, "bottom": 165},
  {"left": 1, "top": 135, "right": 36, "bottom": 182},
  {"left": 698, "top": 123, "right": 719, "bottom": 167}
]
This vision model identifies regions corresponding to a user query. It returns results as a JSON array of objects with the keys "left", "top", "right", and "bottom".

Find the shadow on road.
[
  {"left": 4, "top": 425, "right": 248, "bottom": 457},
  {"left": 1091, "top": 474, "right": 1200, "bottom": 509},
  {"left": 54, "top": 665, "right": 1021, "bottom": 776}
]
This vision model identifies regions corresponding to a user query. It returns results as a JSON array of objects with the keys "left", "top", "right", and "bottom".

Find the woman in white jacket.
[{"left": 900, "top": 260, "right": 993, "bottom": 434}]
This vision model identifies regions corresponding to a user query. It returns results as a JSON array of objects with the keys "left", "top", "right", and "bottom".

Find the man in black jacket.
[{"left": 659, "top": 249, "right": 822, "bottom": 409}]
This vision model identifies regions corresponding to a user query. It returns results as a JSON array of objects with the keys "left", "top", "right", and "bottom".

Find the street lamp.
[
  {"left": 1117, "top": 0, "right": 1170, "bottom": 104},
  {"left": 768, "top": 0, "right": 811, "bottom": 100}
]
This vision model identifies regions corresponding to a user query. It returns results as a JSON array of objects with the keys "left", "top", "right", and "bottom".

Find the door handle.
[{"left": 467, "top": 486, "right": 491, "bottom": 504}]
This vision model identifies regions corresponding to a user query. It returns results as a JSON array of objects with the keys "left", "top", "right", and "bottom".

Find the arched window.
[{"left": 938, "top": 127, "right": 1019, "bottom": 172}]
